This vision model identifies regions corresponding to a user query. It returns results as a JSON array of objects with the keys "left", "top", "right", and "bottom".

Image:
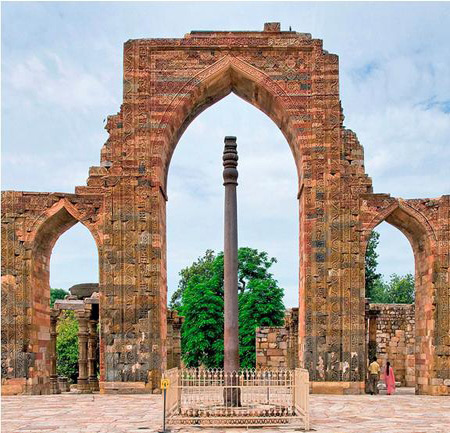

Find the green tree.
[
  {"left": 370, "top": 273, "right": 415, "bottom": 304},
  {"left": 385, "top": 273, "right": 415, "bottom": 303},
  {"left": 236, "top": 247, "right": 277, "bottom": 293},
  {"left": 239, "top": 278, "right": 285, "bottom": 368},
  {"left": 170, "top": 249, "right": 216, "bottom": 310},
  {"left": 56, "top": 311, "right": 79, "bottom": 383},
  {"left": 370, "top": 279, "right": 390, "bottom": 303},
  {"left": 178, "top": 248, "right": 285, "bottom": 368},
  {"left": 50, "top": 288, "right": 69, "bottom": 307},
  {"left": 365, "top": 231, "right": 383, "bottom": 300},
  {"left": 180, "top": 255, "right": 224, "bottom": 368},
  {"left": 365, "top": 230, "right": 415, "bottom": 304}
]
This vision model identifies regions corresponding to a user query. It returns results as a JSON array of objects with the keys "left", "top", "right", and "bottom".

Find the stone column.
[
  {"left": 172, "top": 315, "right": 183, "bottom": 369},
  {"left": 76, "top": 310, "right": 91, "bottom": 393},
  {"left": 368, "top": 310, "right": 379, "bottom": 363},
  {"left": 222, "top": 136, "right": 240, "bottom": 406},
  {"left": 88, "top": 319, "right": 99, "bottom": 391},
  {"left": 50, "top": 310, "right": 61, "bottom": 394}
]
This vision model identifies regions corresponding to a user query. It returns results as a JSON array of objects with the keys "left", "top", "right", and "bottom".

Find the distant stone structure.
[
  {"left": 69, "top": 283, "right": 99, "bottom": 300},
  {"left": 256, "top": 308, "right": 299, "bottom": 369},
  {"left": 368, "top": 304, "right": 415, "bottom": 387},
  {"left": 52, "top": 293, "right": 100, "bottom": 394},
  {"left": 258, "top": 305, "right": 419, "bottom": 391},
  {"left": 2, "top": 23, "right": 449, "bottom": 395}
]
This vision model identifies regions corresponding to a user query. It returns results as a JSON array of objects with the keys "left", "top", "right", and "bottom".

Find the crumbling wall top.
[{"left": 125, "top": 22, "right": 316, "bottom": 49}]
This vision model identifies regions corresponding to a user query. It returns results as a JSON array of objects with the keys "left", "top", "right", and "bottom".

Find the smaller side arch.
[
  {"left": 361, "top": 196, "right": 439, "bottom": 394},
  {"left": 25, "top": 198, "right": 102, "bottom": 252},
  {"left": 361, "top": 199, "right": 437, "bottom": 253},
  {"left": 25, "top": 198, "right": 101, "bottom": 394}
]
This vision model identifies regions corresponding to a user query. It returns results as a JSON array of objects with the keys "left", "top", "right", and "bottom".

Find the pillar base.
[
  {"left": 310, "top": 381, "right": 366, "bottom": 395},
  {"left": 89, "top": 378, "right": 100, "bottom": 392},
  {"left": 50, "top": 376, "right": 61, "bottom": 394},
  {"left": 77, "top": 379, "right": 92, "bottom": 393},
  {"left": 58, "top": 377, "right": 70, "bottom": 392},
  {"left": 99, "top": 381, "right": 154, "bottom": 394}
]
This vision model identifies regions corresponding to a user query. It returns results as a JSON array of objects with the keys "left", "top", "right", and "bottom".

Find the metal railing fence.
[{"left": 163, "top": 367, "right": 309, "bottom": 429}]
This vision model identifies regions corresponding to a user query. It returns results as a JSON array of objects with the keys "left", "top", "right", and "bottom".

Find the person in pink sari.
[{"left": 384, "top": 361, "right": 396, "bottom": 395}]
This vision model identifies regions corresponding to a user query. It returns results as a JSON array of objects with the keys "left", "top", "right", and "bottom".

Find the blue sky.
[{"left": 2, "top": 2, "right": 450, "bottom": 307}]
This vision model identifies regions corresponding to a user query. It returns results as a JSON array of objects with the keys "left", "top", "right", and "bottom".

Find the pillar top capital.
[{"left": 223, "top": 136, "right": 238, "bottom": 185}]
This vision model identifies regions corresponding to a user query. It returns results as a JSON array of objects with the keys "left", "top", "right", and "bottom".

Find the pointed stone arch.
[
  {"left": 157, "top": 54, "right": 302, "bottom": 192},
  {"left": 361, "top": 196, "right": 439, "bottom": 394},
  {"left": 140, "top": 49, "right": 319, "bottom": 391},
  {"left": 27, "top": 198, "right": 102, "bottom": 253},
  {"left": 26, "top": 198, "right": 101, "bottom": 394},
  {"left": 362, "top": 199, "right": 436, "bottom": 247}
]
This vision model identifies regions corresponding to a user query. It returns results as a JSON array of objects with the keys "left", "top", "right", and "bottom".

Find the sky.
[{"left": 2, "top": 2, "right": 449, "bottom": 307}]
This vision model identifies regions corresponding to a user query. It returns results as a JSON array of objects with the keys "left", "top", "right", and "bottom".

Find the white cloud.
[
  {"left": 6, "top": 51, "right": 116, "bottom": 112},
  {"left": 348, "top": 105, "right": 450, "bottom": 197}
]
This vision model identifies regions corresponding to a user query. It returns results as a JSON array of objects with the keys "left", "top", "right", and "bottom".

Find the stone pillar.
[
  {"left": 172, "top": 316, "right": 183, "bottom": 369},
  {"left": 222, "top": 136, "right": 240, "bottom": 407},
  {"left": 223, "top": 136, "right": 240, "bottom": 373},
  {"left": 50, "top": 310, "right": 60, "bottom": 394},
  {"left": 368, "top": 310, "right": 379, "bottom": 363},
  {"left": 58, "top": 376, "right": 70, "bottom": 392},
  {"left": 88, "top": 318, "right": 99, "bottom": 391},
  {"left": 76, "top": 310, "right": 91, "bottom": 393}
]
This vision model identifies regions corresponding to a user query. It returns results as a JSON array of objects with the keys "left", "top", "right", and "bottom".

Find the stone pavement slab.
[{"left": 2, "top": 389, "right": 449, "bottom": 433}]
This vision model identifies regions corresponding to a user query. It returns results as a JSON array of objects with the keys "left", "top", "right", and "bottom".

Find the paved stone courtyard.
[{"left": 2, "top": 389, "right": 449, "bottom": 433}]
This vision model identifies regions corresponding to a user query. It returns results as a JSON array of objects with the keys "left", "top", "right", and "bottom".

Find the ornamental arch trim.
[
  {"left": 158, "top": 54, "right": 301, "bottom": 193},
  {"left": 26, "top": 198, "right": 103, "bottom": 253},
  {"left": 362, "top": 198, "right": 437, "bottom": 252}
]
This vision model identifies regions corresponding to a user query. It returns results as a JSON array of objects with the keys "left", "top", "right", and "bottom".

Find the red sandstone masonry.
[{"left": 2, "top": 24, "right": 449, "bottom": 395}]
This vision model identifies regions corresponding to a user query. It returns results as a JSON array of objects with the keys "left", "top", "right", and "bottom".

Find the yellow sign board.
[{"left": 161, "top": 378, "right": 170, "bottom": 390}]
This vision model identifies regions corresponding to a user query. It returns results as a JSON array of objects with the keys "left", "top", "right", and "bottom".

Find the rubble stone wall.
[
  {"left": 371, "top": 303, "right": 415, "bottom": 387},
  {"left": 256, "top": 309, "right": 299, "bottom": 369},
  {"left": 256, "top": 327, "right": 289, "bottom": 368}
]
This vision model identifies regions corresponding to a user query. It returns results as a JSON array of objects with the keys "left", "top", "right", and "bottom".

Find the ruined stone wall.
[
  {"left": 1, "top": 192, "right": 102, "bottom": 395},
  {"left": 260, "top": 304, "right": 418, "bottom": 388},
  {"left": 361, "top": 196, "right": 450, "bottom": 395},
  {"left": 370, "top": 304, "right": 415, "bottom": 387},
  {"left": 2, "top": 23, "right": 449, "bottom": 395},
  {"left": 256, "top": 309, "right": 299, "bottom": 369}
]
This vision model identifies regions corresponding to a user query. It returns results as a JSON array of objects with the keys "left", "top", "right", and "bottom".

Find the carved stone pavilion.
[{"left": 2, "top": 23, "right": 449, "bottom": 396}]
